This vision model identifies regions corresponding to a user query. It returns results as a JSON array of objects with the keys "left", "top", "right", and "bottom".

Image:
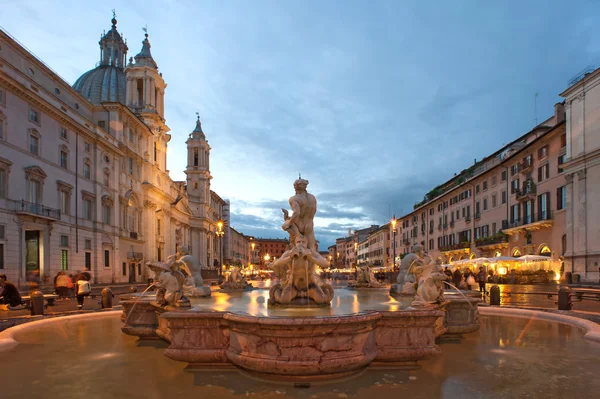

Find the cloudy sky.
[{"left": 3, "top": 0, "right": 599, "bottom": 248}]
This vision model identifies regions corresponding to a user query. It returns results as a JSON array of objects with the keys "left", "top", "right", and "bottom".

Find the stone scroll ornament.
[{"left": 268, "top": 178, "right": 334, "bottom": 307}]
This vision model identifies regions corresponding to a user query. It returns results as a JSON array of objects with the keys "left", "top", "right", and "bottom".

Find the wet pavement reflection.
[{"left": 2, "top": 314, "right": 599, "bottom": 398}]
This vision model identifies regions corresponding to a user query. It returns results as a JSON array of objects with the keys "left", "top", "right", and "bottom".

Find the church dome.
[
  {"left": 72, "top": 14, "right": 128, "bottom": 105},
  {"left": 73, "top": 65, "right": 126, "bottom": 104}
]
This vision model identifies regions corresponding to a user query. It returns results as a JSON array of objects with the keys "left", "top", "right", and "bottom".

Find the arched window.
[
  {"left": 470, "top": 253, "right": 476, "bottom": 259},
  {"left": 494, "top": 250, "right": 502, "bottom": 258},
  {"left": 539, "top": 245, "right": 552, "bottom": 257},
  {"left": 512, "top": 247, "right": 521, "bottom": 257}
]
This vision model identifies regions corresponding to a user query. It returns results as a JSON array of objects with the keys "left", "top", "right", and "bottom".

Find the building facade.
[
  {"left": 391, "top": 104, "right": 567, "bottom": 273},
  {"left": 0, "top": 17, "right": 228, "bottom": 286},
  {"left": 561, "top": 68, "right": 600, "bottom": 283},
  {"left": 226, "top": 226, "right": 250, "bottom": 267},
  {"left": 253, "top": 237, "right": 289, "bottom": 268}
]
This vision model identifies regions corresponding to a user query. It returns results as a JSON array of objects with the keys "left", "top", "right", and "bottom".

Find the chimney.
[{"left": 555, "top": 102, "right": 565, "bottom": 124}]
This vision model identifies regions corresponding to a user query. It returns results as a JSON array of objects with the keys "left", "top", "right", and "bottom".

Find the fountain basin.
[
  {"left": 224, "top": 312, "right": 380, "bottom": 380},
  {"left": 375, "top": 309, "right": 444, "bottom": 365},
  {"left": 121, "top": 297, "right": 446, "bottom": 380},
  {"left": 443, "top": 294, "right": 482, "bottom": 337}
]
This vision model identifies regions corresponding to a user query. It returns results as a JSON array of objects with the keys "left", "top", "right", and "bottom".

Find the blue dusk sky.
[{"left": 2, "top": 0, "right": 600, "bottom": 248}]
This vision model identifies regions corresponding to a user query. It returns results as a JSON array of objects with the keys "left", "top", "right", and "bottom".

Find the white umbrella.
[
  {"left": 488, "top": 256, "right": 518, "bottom": 262},
  {"left": 518, "top": 255, "right": 552, "bottom": 262}
]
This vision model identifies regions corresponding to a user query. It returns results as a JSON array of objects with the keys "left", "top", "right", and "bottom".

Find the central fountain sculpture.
[
  {"left": 268, "top": 179, "right": 334, "bottom": 306},
  {"left": 220, "top": 266, "right": 251, "bottom": 290},
  {"left": 120, "top": 178, "right": 480, "bottom": 381}
]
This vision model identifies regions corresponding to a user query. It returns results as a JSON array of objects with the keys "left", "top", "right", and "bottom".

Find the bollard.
[
  {"left": 558, "top": 286, "right": 572, "bottom": 310},
  {"left": 129, "top": 286, "right": 138, "bottom": 293},
  {"left": 489, "top": 285, "right": 501, "bottom": 306},
  {"left": 30, "top": 290, "right": 45, "bottom": 316},
  {"left": 101, "top": 287, "right": 113, "bottom": 309},
  {"left": 565, "top": 272, "right": 572, "bottom": 285}
]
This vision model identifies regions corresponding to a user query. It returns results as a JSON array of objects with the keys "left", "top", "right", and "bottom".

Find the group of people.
[
  {"left": 443, "top": 266, "right": 488, "bottom": 294},
  {"left": 0, "top": 270, "right": 93, "bottom": 311}
]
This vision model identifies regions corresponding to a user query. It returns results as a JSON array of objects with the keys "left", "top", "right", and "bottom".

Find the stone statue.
[
  {"left": 174, "top": 246, "right": 211, "bottom": 297},
  {"left": 147, "top": 255, "right": 189, "bottom": 307},
  {"left": 348, "top": 264, "right": 382, "bottom": 289},
  {"left": 268, "top": 235, "right": 334, "bottom": 306},
  {"left": 414, "top": 259, "right": 446, "bottom": 304},
  {"left": 281, "top": 178, "right": 317, "bottom": 251},
  {"left": 220, "top": 266, "right": 251, "bottom": 290},
  {"left": 397, "top": 244, "right": 426, "bottom": 285}
]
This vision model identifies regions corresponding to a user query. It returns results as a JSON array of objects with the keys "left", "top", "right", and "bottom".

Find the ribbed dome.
[{"left": 73, "top": 65, "right": 126, "bottom": 105}]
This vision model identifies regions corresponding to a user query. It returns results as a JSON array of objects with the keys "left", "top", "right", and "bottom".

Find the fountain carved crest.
[{"left": 268, "top": 178, "right": 334, "bottom": 307}]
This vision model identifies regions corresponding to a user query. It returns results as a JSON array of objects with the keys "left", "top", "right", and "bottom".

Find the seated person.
[{"left": 0, "top": 274, "right": 23, "bottom": 308}]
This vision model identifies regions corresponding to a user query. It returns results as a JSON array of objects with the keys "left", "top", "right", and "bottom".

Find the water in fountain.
[
  {"left": 444, "top": 282, "right": 477, "bottom": 310},
  {"left": 122, "top": 282, "right": 157, "bottom": 326}
]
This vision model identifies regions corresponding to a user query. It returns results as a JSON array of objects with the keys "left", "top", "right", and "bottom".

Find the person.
[
  {"left": 452, "top": 267, "right": 462, "bottom": 288},
  {"left": 73, "top": 271, "right": 91, "bottom": 310},
  {"left": 26, "top": 270, "right": 40, "bottom": 292},
  {"left": 0, "top": 274, "right": 23, "bottom": 308},
  {"left": 464, "top": 269, "right": 474, "bottom": 290},
  {"left": 67, "top": 274, "right": 75, "bottom": 298},
  {"left": 56, "top": 272, "right": 69, "bottom": 299},
  {"left": 477, "top": 267, "right": 487, "bottom": 295},
  {"left": 443, "top": 266, "right": 453, "bottom": 288}
]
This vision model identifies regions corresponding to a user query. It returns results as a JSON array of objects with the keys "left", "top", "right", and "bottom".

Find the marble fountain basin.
[{"left": 121, "top": 288, "right": 448, "bottom": 380}]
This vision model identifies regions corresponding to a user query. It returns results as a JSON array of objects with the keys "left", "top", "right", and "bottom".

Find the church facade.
[{"left": 0, "top": 16, "right": 228, "bottom": 285}]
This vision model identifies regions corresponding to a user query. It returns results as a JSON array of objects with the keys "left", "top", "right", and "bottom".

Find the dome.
[{"left": 73, "top": 65, "right": 126, "bottom": 105}]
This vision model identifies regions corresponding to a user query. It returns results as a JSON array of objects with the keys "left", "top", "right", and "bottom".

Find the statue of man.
[{"left": 281, "top": 178, "right": 317, "bottom": 251}]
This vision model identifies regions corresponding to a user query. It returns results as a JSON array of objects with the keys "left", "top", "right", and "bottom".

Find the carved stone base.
[{"left": 442, "top": 294, "right": 481, "bottom": 337}]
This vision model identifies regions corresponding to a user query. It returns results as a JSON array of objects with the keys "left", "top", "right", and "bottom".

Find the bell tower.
[
  {"left": 185, "top": 115, "right": 212, "bottom": 214},
  {"left": 124, "top": 28, "right": 166, "bottom": 118}
]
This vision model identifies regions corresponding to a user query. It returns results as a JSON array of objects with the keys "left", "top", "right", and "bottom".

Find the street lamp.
[
  {"left": 391, "top": 216, "right": 397, "bottom": 271},
  {"left": 216, "top": 221, "right": 225, "bottom": 277}
]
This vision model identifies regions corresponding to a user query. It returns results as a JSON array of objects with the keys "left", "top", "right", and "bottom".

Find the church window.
[
  {"left": 194, "top": 148, "right": 198, "bottom": 167},
  {"left": 136, "top": 79, "right": 143, "bottom": 106}
]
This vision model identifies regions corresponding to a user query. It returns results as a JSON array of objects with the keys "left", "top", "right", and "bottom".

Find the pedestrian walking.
[
  {"left": 444, "top": 267, "right": 453, "bottom": 288},
  {"left": 67, "top": 274, "right": 74, "bottom": 298},
  {"left": 452, "top": 268, "right": 462, "bottom": 288},
  {"left": 56, "top": 272, "right": 69, "bottom": 299},
  {"left": 465, "top": 269, "right": 475, "bottom": 290},
  {"left": 73, "top": 271, "right": 91, "bottom": 310},
  {"left": 477, "top": 267, "right": 487, "bottom": 295}
]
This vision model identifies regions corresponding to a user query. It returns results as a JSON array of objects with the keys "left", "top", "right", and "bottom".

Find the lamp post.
[
  {"left": 216, "top": 221, "right": 224, "bottom": 277},
  {"left": 391, "top": 216, "right": 397, "bottom": 271},
  {"left": 250, "top": 242, "right": 255, "bottom": 269}
]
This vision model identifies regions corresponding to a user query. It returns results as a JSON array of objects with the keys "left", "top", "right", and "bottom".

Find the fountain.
[
  {"left": 120, "top": 178, "right": 473, "bottom": 381},
  {"left": 220, "top": 266, "right": 252, "bottom": 290},
  {"left": 347, "top": 264, "right": 385, "bottom": 289}
]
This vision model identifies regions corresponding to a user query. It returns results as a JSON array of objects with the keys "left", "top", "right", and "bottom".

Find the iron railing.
[{"left": 8, "top": 199, "right": 60, "bottom": 220}]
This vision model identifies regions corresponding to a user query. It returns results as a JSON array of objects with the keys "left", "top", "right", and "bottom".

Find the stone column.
[
  {"left": 577, "top": 170, "right": 587, "bottom": 278},
  {"left": 144, "top": 200, "right": 157, "bottom": 261},
  {"left": 199, "top": 229, "right": 207, "bottom": 269}
]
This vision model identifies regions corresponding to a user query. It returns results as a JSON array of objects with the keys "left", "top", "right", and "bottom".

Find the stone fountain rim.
[{"left": 223, "top": 310, "right": 382, "bottom": 325}]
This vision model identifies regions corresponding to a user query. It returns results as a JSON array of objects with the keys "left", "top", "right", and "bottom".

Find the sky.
[{"left": 2, "top": 0, "right": 600, "bottom": 248}]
